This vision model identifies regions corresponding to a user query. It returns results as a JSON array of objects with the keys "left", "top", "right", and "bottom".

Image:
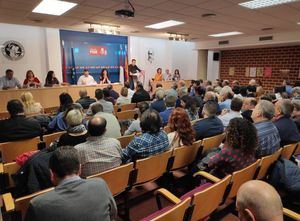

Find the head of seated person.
[
  {"left": 155, "top": 89, "right": 165, "bottom": 101},
  {"left": 220, "top": 86, "right": 234, "bottom": 101},
  {"left": 140, "top": 109, "right": 162, "bottom": 134},
  {"left": 292, "top": 86, "right": 300, "bottom": 98},
  {"left": 202, "top": 100, "right": 218, "bottom": 118},
  {"left": 204, "top": 91, "right": 217, "bottom": 102},
  {"left": 251, "top": 100, "right": 275, "bottom": 123},
  {"left": 230, "top": 97, "right": 243, "bottom": 112},
  {"left": 90, "top": 103, "right": 103, "bottom": 116},
  {"left": 178, "top": 87, "right": 188, "bottom": 98},
  {"left": 65, "top": 109, "right": 87, "bottom": 135},
  {"left": 7, "top": 99, "right": 25, "bottom": 118},
  {"left": 95, "top": 89, "right": 104, "bottom": 101},
  {"left": 136, "top": 81, "right": 144, "bottom": 91},
  {"left": 236, "top": 180, "right": 283, "bottom": 221},
  {"left": 242, "top": 98, "right": 257, "bottom": 111},
  {"left": 120, "top": 87, "right": 128, "bottom": 98},
  {"left": 49, "top": 146, "right": 80, "bottom": 186},
  {"left": 292, "top": 99, "right": 300, "bottom": 117},
  {"left": 79, "top": 89, "right": 88, "bottom": 98},
  {"left": 137, "top": 101, "right": 149, "bottom": 117},
  {"left": 240, "top": 86, "right": 248, "bottom": 97},
  {"left": 275, "top": 99, "right": 294, "bottom": 119},
  {"left": 165, "top": 95, "right": 176, "bottom": 108},
  {"left": 88, "top": 116, "right": 107, "bottom": 137},
  {"left": 103, "top": 88, "right": 111, "bottom": 99},
  {"left": 59, "top": 92, "right": 74, "bottom": 113}
]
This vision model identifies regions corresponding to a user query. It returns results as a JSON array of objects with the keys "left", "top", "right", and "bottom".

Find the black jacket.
[
  {"left": 193, "top": 116, "right": 224, "bottom": 141},
  {"left": 131, "top": 89, "right": 150, "bottom": 103},
  {"left": 0, "top": 115, "right": 42, "bottom": 143},
  {"left": 76, "top": 96, "right": 96, "bottom": 109}
]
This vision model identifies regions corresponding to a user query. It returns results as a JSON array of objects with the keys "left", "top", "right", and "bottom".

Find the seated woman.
[
  {"left": 23, "top": 70, "right": 41, "bottom": 88},
  {"left": 57, "top": 92, "right": 74, "bottom": 113},
  {"left": 153, "top": 68, "right": 163, "bottom": 82},
  {"left": 99, "top": 69, "right": 111, "bottom": 84},
  {"left": 199, "top": 118, "right": 257, "bottom": 178},
  {"left": 167, "top": 107, "right": 195, "bottom": 149},
  {"left": 116, "top": 87, "right": 131, "bottom": 106},
  {"left": 181, "top": 95, "right": 199, "bottom": 121},
  {"left": 44, "top": 71, "right": 59, "bottom": 87},
  {"left": 20, "top": 92, "right": 43, "bottom": 115},
  {"left": 122, "top": 109, "right": 169, "bottom": 162},
  {"left": 124, "top": 102, "right": 149, "bottom": 135},
  {"left": 172, "top": 69, "right": 180, "bottom": 81},
  {"left": 57, "top": 109, "right": 88, "bottom": 147}
]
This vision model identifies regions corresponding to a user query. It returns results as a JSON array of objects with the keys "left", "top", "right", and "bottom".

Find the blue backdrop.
[{"left": 60, "top": 30, "right": 128, "bottom": 84}]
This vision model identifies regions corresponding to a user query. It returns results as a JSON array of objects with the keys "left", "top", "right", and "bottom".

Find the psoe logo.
[{"left": 1, "top": 40, "right": 25, "bottom": 61}]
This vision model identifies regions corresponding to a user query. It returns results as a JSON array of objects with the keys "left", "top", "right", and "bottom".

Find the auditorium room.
[{"left": 0, "top": 0, "right": 300, "bottom": 220}]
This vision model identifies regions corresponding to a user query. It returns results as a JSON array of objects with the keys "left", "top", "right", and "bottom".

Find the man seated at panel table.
[
  {"left": 0, "top": 69, "right": 21, "bottom": 89},
  {"left": 77, "top": 69, "right": 97, "bottom": 85},
  {"left": 0, "top": 99, "right": 42, "bottom": 143},
  {"left": 25, "top": 146, "right": 117, "bottom": 221}
]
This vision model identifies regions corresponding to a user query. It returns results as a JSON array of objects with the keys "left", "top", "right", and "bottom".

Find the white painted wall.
[
  {"left": 0, "top": 23, "right": 62, "bottom": 84},
  {"left": 207, "top": 50, "right": 220, "bottom": 81}
]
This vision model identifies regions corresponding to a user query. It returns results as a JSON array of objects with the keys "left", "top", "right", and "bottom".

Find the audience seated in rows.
[
  {"left": 124, "top": 102, "right": 149, "bottom": 135},
  {"left": 292, "top": 99, "right": 300, "bottom": 132},
  {"left": 241, "top": 98, "right": 257, "bottom": 123},
  {"left": 75, "top": 117, "right": 122, "bottom": 177},
  {"left": 219, "top": 86, "right": 233, "bottom": 111},
  {"left": 107, "top": 84, "right": 119, "bottom": 100},
  {"left": 25, "top": 146, "right": 117, "bottom": 221},
  {"left": 21, "top": 91, "right": 43, "bottom": 115},
  {"left": 251, "top": 100, "right": 281, "bottom": 157},
  {"left": 167, "top": 107, "right": 195, "bottom": 149},
  {"left": 165, "top": 82, "right": 178, "bottom": 98},
  {"left": 197, "top": 118, "right": 257, "bottom": 178},
  {"left": 57, "top": 109, "right": 88, "bottom": 147},
  {"left": 87, "top": 88, "right": 114, "bottom": 114},
  {"left": 218, "top": 97, "right": 243, "bottom": 128},
  {"left": 131, "top": 81, "right": 150, "bottom": 103},
  {"left": 0, "top": 99, "right": 42, "bottom": 143},
  {"left": 103, "top": 88, "right": 115, "bottom": 105},
  {"left": 193, "top": 101, "right": 224, "bottom": 141},
  {"left": 57, "top": 92, "right": 74, "bottom": 113},
  {"left": 181, "top": 95, "right": 199, "bottom": 121},
  {"left": 159, "top": 95, "right": 176, "bottom": 126},
  {"left": 122, "top": 110, "right": 169, "bottom": 163},
  {"left": 236, "top": 180, "right": 283, "bottom": 221},
  {"left": 75, "top": 89, "right": 96, "bottom": 110},
  {"left": 274, "top": 99, "right": 300, "bottom": 146},
  {"left": 116, "top": 87, "right": 131, "bottom": 106},
  {"left": 150, "top": 88, "right": 166, "bottom": 113}
]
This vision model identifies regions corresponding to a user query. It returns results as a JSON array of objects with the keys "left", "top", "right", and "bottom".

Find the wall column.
[{"left": 197, "top": 49, "right": 208, "bottom": 80}]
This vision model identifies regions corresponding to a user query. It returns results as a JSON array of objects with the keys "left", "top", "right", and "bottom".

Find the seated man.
[
  {"left": 252, "top": 100, "right": 281, "bottom": 157},
  {"left": 77, "top": 69, "right": 97, "bottom": 85},
  {"left": 122, "top": 110, "right": 169, "bottom": 163},
  {"left": 124, "top": 102, "right": 149, "bottom": 135},
  {"left": 0, "top": 69, "right": 21, "bottom": 89},
  {"left": 218, "top": 97, "right": 243, "bottom": 128},
  {"left": 75, "top": 89, "right": 96, "bottom": 110},
  {"left": 107, "top": 84, "right": 119, "bottom": 100},
  {"left": 292, "top": 99, "right": 300, "bottom": 132},
  {"left": 75, "top": 117, "right": 122, "bottom": 177},
  {"left": 236, "top": 180, "right": 283, "bottom": 221},
  {"left": 241, "top": 98, "right": 257, "bottom": 123},
  {"left": 159, "top": 95, "right": 177, "bottom": 126},
  {"left": 25, "top": 146, "right": 117, "bottom": 221},
  {"left": 131, "top": 81, "right": 150, "bottom": 103},
  {"left": 193, "top": 101, "right": 224, "bottom": 141},
  {"left": 87, "top": 89, "right": 113, "bottom": 114},
  {"left": 150, "top": 89, "right": 166, "bottom": 113},
  {"left": 219, "top": 86, "right": 234, "bottom": 111},
  {"left": 274, "top": 99, "right": 300, "bottom": 146},
  {"left": 0, "top": 99, "right": 41, "bottom": 143}
]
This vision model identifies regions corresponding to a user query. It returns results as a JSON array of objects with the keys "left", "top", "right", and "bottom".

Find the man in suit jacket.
[
  {"left": 25, "top": 146, "right": 117, "bottom": 221},
  {"left": 0, "top": 99, "right": 42, "bottom": 143},
  {"left": 193, "top": 101, "right": 224, "bottom": 141},
  {"left": 131, "top": 82, "right": 150, "bottom": 104}
]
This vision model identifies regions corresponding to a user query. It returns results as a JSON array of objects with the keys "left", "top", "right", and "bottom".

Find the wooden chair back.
[
  {"left": 256, "top": 148, "right": 282, "bottom": 180},
  {"left": 191, "top": 175, "right": 231, "bottom": 221},
  {"left": 171, "top": 143, "right": 200, "bottom": 171},
  {"left": 113, "top": 105, "right": 119, "bottom": 114},
  {"left": 0, "top": 162, "right": 20, "bottom": 189},
  {"left": 121, "top": 103, "right": 136, "bottom": 111},
  {"left": 42, "top": 131, "right": 66, "bottom": 147},
  {"left": 163, "top": 126, "right": 172, "bottom": 134},
  {"left": 152, "top": 198, "right": 192, "bottom": 221},
  {"left": 86, "top": 163, "right": 134, "bottom": 196},
  {"left": 134, "top": 150, "right": 172, "bottom": 185},
  {"left": 294, "top": 143, "right": 300, "bottom": 156},
  {"left": 116, "top": 110, "right": 137, "bottom": 121},
  {"left": 117, "top": 134, "right": 135, "bottom": 149},
  {"left": 227, "top": 160, "right": 260, "bottom": 199},
  {"left": 0, "top": 112, "right": 10, "bottom": 120},
  {"left": 0, "top": 137, "right": 40, "bottom": 163},
  {"left": 281, "top": 143, "right": 297, "bottom": 160},
  {"left": 44, "top": 106, "right": 58, "bottom": 115},
  {"left": 201, "top": 133, "right": 225, "bottom": 153}
]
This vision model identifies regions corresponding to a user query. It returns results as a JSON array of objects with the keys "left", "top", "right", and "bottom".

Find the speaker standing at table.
[
  {"left": 77, "top": 69, "right": 97, "bottom": 85},
  {"left": 128, "top": 58, "right": 141, "bottom": 90}
]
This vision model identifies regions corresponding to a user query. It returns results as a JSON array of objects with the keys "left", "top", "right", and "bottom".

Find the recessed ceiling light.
[
  {"left": 261, "top": 27, "right": 273, "bottom": 31},
  {"left": 209, "top": 31, "right": 243, "bottom": 37},
  {"left": 32, "top": 0, "right": 77, "bottom": 16},
  {"left": 239, "top": 0, "right": 298, "bottom": 9},
  {"left": 202, "top": 13, "right": 216, "bottom": 18},
  {"left": 145, "top": 20, "right": 185, "bottom": 29}
]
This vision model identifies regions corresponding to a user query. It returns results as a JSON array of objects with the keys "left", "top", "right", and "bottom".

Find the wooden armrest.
[
  {"left": 2, "top": 193, "right": 15, "bottom": 212},
  {"left": 155, "top": 188, "right": 181, "bottom": 204},
  {"left": 193, "top": 171, "right": 221, "bottom": 183},
  {"left": 283, "top": 208, "right": 300, "bottom": 220},
  {"left": 0, "top": 163, "right": 3, "bottom": 173}
]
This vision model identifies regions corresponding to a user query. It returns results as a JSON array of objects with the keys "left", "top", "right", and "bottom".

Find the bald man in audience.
[
  {"left": 236, "top": 180, "right": 283, "bottom": 221},
  {"left": 76, "top": 89, "right": 96, "bottom": 109}
]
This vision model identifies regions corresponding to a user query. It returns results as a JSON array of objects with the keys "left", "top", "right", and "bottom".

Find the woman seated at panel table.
[
  {"left": 99, "top": 68, "right": 111, "bottom": 84},
  {"left": 23, "top": 70, "right": 41, "bottom": 88},
  {"left": 172, "top": 69, "right": 181, "bottom": 81},
  {"left": 153, "top": 68, "right": 163, "bottom": 82},
  {"left": 44, "top": 70, "right": 60, "bottom": 87}
]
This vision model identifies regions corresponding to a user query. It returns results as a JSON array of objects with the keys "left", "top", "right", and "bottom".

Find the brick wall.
[{"left": 219, "top": 46, "right": 300, "bottom": 91}]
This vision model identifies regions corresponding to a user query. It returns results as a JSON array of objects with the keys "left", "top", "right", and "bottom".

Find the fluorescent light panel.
[
  {"left": 145, "top": 20, "right": 185, "bottom": 29},
  {"left": 239, "top": 0, "right": 298, "bottom": 9},
  {"left": 209, "top": 31, "right": 243, "bottom": 37},
  {"left": 33, "top": 0, "right": 77, "bottom": 16}
]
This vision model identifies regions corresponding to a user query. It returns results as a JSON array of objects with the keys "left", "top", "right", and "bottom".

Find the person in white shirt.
[
  {"left": 77, "top": 70, "right": 97, "bottom": 85},
  {"left": 218, "top": 97, "right": 243, "bottom": 128},
  {"left": 116, "top": 87, "right": 131, "bottom": 106},
  {"left": 164, "top": 69, "right": 172, "bottom": 81},
  {"left": 124, "top": 82, "right": 134, "bottom": 98}
]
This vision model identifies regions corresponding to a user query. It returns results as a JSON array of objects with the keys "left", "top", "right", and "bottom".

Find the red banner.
[{"left": 89, "top": 46, "right": 107, "bottom": 56}]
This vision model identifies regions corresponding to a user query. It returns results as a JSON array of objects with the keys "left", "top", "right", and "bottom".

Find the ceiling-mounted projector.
[{"left": 115, "top": 0, "right": 135, "bottom": 18}]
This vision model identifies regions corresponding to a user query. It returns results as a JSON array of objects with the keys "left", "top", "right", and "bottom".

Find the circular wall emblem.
[{"left": 1, "top": 40, "right": 25, "bottom": 61}]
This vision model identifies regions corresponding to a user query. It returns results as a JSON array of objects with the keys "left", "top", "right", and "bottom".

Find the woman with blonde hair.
[{"left": 20, "top": 92, "right": 43, "bottom": 115}]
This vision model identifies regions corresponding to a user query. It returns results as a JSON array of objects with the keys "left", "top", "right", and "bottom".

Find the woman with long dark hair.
[
  {"left": 99, "top": 69, "right": 111, "bottom": 84},
  {"left": 44, "top": 71, "right": 59, "bottom": 87}
]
